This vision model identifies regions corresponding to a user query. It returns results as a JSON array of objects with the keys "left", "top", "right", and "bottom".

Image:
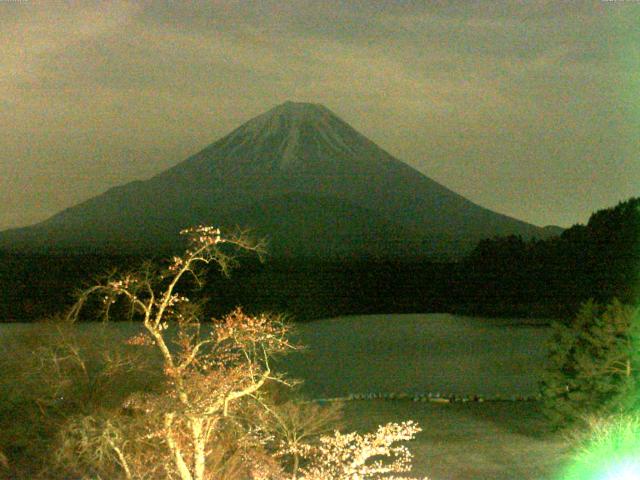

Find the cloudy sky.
[{"left": 1, "top": 0, "right": 638, "bottom": 231}]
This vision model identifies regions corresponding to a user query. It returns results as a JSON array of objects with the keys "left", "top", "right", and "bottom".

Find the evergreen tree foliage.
[
  {"left": 540, "top": 299, "right": 640, "bottom": 428},
  {"left": 460, "top": 197, "right": 640, "bottom": 317}
]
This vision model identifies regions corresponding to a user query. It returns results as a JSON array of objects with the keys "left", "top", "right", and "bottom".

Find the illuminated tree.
[
  {"left": 295, "top": 421, "right": 424, "bottom": 480},
  {"left": 62, "top": 226, "right": 427, "bottom": 480},
  {"left": 65, "top": 226, "right": 293, "bottom": 479}
]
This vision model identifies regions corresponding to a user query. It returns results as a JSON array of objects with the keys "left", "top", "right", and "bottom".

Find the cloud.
[{"left": 0, "top": 0, "right": 638, "bottom": 230}]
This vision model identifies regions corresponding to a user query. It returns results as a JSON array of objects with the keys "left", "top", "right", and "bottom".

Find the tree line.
[
  {"left": 1, "top": 197, "right": 637, "bottom": 323},
  {"left": 458, "top": 197, "right": 640, "bottom": 319}
]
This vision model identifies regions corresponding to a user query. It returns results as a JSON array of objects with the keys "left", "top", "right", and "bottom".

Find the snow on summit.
[{"left": 228, "top": 101, "right": 364, "bottom": 169}]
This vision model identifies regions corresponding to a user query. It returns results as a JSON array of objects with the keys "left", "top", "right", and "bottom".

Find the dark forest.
[{"left": 2, "top": 197, "right": 637, "bottom": 324}]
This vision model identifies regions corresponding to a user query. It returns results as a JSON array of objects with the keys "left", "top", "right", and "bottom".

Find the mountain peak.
[
  {"left": 227, "top": 101, "right": 358, "bottom": 169},
  {"left": 279, "top": 100, "right": 325, "bottom": 109},
  {"left": 0, "top": 101, "right": 555, "bottom": 257},
  {"left": 255, "top": 101, "right": 334, "bottom": 127}
]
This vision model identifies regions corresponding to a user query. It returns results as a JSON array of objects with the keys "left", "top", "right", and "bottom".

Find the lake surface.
[
  {"left": 0, "top": 314, "right": 563, "bottom": 480},
  {"left": 275, "top": 313, "right": 554, "bottom": 399},
  {"left": 2, "top": 313, "right": 554, "bottom": 399}
]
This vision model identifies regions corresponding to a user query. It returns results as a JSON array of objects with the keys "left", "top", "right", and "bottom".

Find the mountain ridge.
[{"left": 0, "top": 101, "right": 561, "bottom": 258}]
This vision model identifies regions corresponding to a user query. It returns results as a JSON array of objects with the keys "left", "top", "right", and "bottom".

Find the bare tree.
[
  {"left": 66, "top": 226, "right": 295, "bottom": 479},
  {"left": 61, "top": 225, "right": 427, "bottom": 480},
  {"left": 261, "top": 399, "right": 343, "bottom": 478}
]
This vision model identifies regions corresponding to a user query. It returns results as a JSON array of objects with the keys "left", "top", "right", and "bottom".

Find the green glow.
[
  {"left": 600, "top": 461, "right": 640, "bottom": 480},
  {"left": 558, "top": 415, "right": 640, "bottom": 480}
]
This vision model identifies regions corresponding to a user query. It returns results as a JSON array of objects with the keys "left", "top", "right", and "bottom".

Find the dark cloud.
[{"left": 1, "top": 0, "right": 638, "bottom": 230}]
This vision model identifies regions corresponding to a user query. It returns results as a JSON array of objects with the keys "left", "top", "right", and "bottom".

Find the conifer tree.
[{"left": 540, "top": 299, "right": 640, "bottom": 428}]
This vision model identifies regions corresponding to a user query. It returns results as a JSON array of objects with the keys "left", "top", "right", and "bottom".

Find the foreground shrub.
[
  {"left": 0, "top": 318, "right": 159, "bottom": 477},
  {"left": 539, "top": 299, "right": 640, "bottom": 428}
]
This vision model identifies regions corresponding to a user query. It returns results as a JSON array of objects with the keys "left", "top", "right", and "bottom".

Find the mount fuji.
[{"left": 0, "top": 101, "right": 561, "bottom": 258}]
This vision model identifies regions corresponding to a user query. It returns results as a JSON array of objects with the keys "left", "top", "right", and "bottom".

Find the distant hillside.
[
  {"left": 0, "top": 101, "right": 559, "bottom": 258},
  {"left": 457, "top": 197, "right": 640, "bottom": 317}
]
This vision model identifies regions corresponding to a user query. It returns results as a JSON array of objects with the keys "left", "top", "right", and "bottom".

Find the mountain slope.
[{"left": 0, "top": 101, "right": 559, "bottom": 257}]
